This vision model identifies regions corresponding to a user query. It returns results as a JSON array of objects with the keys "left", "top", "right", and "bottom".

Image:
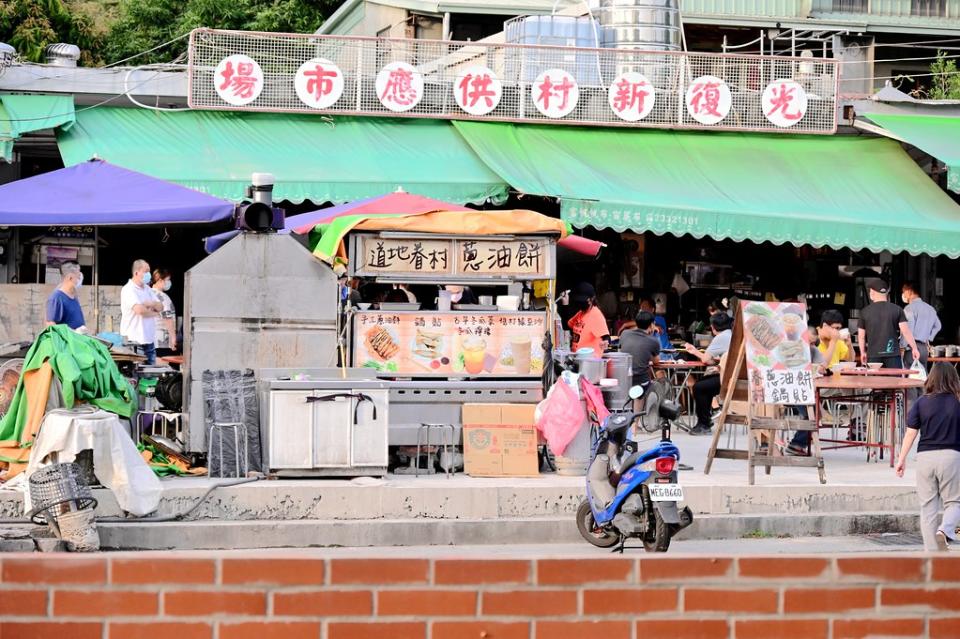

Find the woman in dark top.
[{"left": 896, "top": 362, "right": 960, "bottom": 551}]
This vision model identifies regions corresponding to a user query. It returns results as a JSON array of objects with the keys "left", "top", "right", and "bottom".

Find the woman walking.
[{"left": 896, "top": 362, "right": 960, "bottom": 551}]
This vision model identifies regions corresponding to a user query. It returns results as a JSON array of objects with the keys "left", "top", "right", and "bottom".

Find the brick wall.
[{"left": 1, "top": 554, "right": 959, "bottom": 639}]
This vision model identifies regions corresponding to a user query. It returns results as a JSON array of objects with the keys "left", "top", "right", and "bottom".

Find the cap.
[
  {"left": 570, "top": 282, "right": 596, "bottom": 302},
  {"left": 866, "top": 278, "right": 889, "bottom": 294}
]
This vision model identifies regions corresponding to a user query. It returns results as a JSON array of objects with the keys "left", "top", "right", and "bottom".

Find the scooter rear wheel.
[
  {"left": 642, "top": 511, "right": 671, "bottom": 553},
  {"left": 576, "top": 500, "right": 619, "bottom": 548}
]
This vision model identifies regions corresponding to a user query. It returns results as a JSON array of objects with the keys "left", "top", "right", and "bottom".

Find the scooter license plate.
[{"left": 649, "top": 484, "right": 684, "bottom": 502}]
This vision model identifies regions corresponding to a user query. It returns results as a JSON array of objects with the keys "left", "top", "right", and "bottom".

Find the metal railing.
[
  {"left": 682, "top": 0, "right": 957, "bottom": 19},
  {"left": 187, "top": 28, "right": 838, "bottom": 135}
]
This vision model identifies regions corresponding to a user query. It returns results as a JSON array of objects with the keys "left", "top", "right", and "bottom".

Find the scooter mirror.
[{"left": 628, "top": 385, "right": 645, "bottom": 400}]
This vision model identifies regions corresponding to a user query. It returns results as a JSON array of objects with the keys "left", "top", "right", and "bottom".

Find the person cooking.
[
  {"left": 568, "top": 282, "right": 609, "bottom": 358},
  {"left": 444, "top": 284, "right": 478, "bottom": 306}
]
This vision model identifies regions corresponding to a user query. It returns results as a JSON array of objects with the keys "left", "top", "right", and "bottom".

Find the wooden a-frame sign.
[{"left": 703, "top": 304, "right": 826, "bottom": 485}]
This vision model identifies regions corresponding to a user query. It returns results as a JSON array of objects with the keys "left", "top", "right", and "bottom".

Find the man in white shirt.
[{"left": 120, "top": 259, "right": 163, "bottom": 365}]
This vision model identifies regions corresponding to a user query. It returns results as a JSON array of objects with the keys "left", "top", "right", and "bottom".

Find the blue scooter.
[{"left": 577, "top": 385, "right": 693, "bottom": 552}]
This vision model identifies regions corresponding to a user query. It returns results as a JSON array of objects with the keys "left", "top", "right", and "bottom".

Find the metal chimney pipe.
[{"left": 44, "top": 43, "right": 81, "bottom": 67}]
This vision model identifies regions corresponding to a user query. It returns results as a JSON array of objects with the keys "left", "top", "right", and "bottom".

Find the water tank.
[
  {"left": 504, "top": 15, "right": 601, "bottom": 85},
  {"left": 597, "top": 0, "right": 682, "bottom": 51}
]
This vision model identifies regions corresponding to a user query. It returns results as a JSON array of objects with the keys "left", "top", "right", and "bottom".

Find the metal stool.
[
  {"left": 416, "top": 423, "right": 455, "bottom": 478},
  {"left": 207, "top": 421, "right": 248, "bottom": 478}
]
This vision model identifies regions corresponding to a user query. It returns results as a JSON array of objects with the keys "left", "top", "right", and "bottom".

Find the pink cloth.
[
  {"left": 579, "top": 377, "right": 610, "bottom": 427},
  {"left": 535, "top": 380, "right": 586, "bottom": 456}
]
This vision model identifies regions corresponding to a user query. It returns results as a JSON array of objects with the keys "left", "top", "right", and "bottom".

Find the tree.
[
  {"left": 0, "top": 0, "right": 103, "bottom": 65},
  {"left": 928, "top": 51, "right": 960, "bottom": 100},
  {"left": 103, "top": 0, "right": 340, "bottom": 66}
]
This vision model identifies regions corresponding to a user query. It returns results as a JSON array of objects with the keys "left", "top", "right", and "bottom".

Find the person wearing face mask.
[
  {"left": 45, "top": 261, "right": 86, "bottom": 331},
  {"left": 444, "top": 284, "right": 478, "bottom": 306},
  {"left": 567, "top": 282, "right": 609, "bottom": 358},
  {"left": 120, "top": 259, "right": 164, "bottom": 365},
  {"left": 151, "top": 268, "right": 178, "bottom": 355}
]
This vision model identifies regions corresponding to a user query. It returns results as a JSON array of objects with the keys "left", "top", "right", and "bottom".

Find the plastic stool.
[
  {"left": 207, "top": 421, "right": 248, "bottom": 478},
  {"left": 416, "top": 423, "right": 455, "bottom": 478}
]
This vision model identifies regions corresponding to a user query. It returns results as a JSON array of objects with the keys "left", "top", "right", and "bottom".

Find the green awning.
[
  {"left": 57, "top": 108, "right": 509, "bottom": 205},
  {"left": 453, "top": 121, "right": 960, "bottom": 257},
  {"left": 864, "top": 113, "right": 960, "bottom": 194},
  {"left": 0, "top": 94, "right": 75, "bottom": 162}
]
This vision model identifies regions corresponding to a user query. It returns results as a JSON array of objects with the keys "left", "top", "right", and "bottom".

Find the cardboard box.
[{"left": 462, "top": 403, "right": 539, "bottom": 478}]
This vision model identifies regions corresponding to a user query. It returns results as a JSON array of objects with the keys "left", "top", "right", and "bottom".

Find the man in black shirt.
[
  {"left": 858, "top": 278, "right": 919, "bottom": 369},
  {"left": 619, "top": 310, "right": 661, "bottom": 389}
]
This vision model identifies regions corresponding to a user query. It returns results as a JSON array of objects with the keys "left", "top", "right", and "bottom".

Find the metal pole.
[{"left": 94, "top": 227, "right": 100, "bottom": 333}]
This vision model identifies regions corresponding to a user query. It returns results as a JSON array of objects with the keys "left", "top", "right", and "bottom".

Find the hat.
[
  {"left": 570, "top": 282, "right": 596, "bottom": 302},
  {"left": 866, "top": 278, "right": 889, "bottom": 294}
]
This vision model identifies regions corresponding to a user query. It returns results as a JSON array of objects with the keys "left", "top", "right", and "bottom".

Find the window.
[
  {"left": 830, "top": 0, "right": 868, "bottom": 11},
  {"left": 912, "top": 0, "right": 947, "bottom": 17}
]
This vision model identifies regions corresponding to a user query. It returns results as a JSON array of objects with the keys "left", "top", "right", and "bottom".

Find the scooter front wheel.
[{"left": 576, "top": 500, "right": 619, "bottom": 548}]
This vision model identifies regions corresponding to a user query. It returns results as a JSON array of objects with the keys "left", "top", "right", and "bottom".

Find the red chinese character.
[
  {"left": 611, "top": 78, "right": 650, "bottom": 114},
  {"left": 458, "top": 73, "right": 497, "bottom": 108},
  {"left": 304, "top": 64, "right": 338, "bottom": 101},
  {"left": 219, "top": 60, "right": 259, "bottom": 99},
  {"left": 380, "top": 67, "right": 418, "bottom": 106},
  {"left": 688, "top": 81, "right": 722, "bottom": 117},
  {"left": 536, "top": 74, "right": 575, "bottom": 111},
  {"left": 766, "top": 83, "right": 803, "bottom": 121}
]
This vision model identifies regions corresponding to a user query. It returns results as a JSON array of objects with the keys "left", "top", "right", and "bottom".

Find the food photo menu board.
[
  {"left": 741, "top": 301, "right": 815, "bottom": 406},
  {"left": 352, "top": 311, "right": 546, "bottom": 377}
]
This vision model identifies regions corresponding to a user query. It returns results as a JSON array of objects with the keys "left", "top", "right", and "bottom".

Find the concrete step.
[
  {"left": 0, "top": 476, "right": 920, "bottom": 522},
  {"left": 93, "top": 511, "right": 920, "bottom": 551}
]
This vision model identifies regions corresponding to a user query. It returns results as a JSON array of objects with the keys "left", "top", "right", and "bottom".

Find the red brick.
[
  {"left": 221, "top": 558, "right": 325, "bottom": 586},
  {"left": 880, "top": 587, "right": 960, "bottom": 610},
  {"left": 536, "top": 621, "right": 630, "bottom": 639},
  {"left": 837, "top": 557, "right": 925, "bottom": 582},
  {"left": 736, "top": 619, "right": 828, "bottom": 639},
  {"left": 164, "top": 590, "right": 266, "bottom": 616},
  {"left": 328, "top": 622, "right": 425, "bottom": 639},
  {"left": 433, "top": 622, "right": 530, "bottom": 639},
  {"left": 582, "top": 588, "right": 678, "bottom": 614},
  {"left": 0, "top": 590, "right": 47, "bottom": 616},
  {"left": 378, "top": 590, "right": 477, "bottom": 616},
  {"left": 219, "top": 622, "right": 321, "bottom": 639},
  {"left": 274, "top": 591, "right": 372, "bottom": 616},
  {"left": 639, "top": 558, "right": 732, "bottom": 582},
  {"left": 932, "top": 557, "right": 960, "bottom": 582},
  {"left": 109, "top": 622, "right": 214, "bottom": 639},
  {"left": 784, "top": 588, "right": 874, "bottom": 613},
  {"left": 0, "top": 622, "right": 102, "bottom": 639},
  {"left": 2, "top": 557, "right": 105, "bottom": 584},
  {"left": 111, "top": 558, "right": 216, "bottom": 585},
  {"left": 833, "top": 618, "right": 925, "bottom": 639},
  {"left": 738, "top": 557, "right": 830, "bottom": 579},
  {"left": 434, "top": 560, "right": 531, "bottom": 585},
  {"left": 330, "top": 559, "right": 429, "bottom": 585},
  {"left": 635, "top": 620, "right": 729, "bottom": 639},
  {"left": 536, "top": 559, "right": 632, "bottom": 585},
  {"left": 482, "top": 590, "right": 577, "bottom": 617},
  {"left": 931, "top": 617, "right": 960, "bottom": 639},
  {"left": 54, "top": 590, "right": 158, "bottom": 617},
  {"left": 683, "top": 588, "right": 778, "bottom": 613}
]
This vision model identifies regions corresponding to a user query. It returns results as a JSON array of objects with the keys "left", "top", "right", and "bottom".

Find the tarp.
[
  {"left": 0, "top": 159, "right": 235, "bottom": 225},
  {"left": 56, "top": 107, "right": 510, "bottom": 205},
  {"left": 312, "top": 209, "right": 571, "bottom": 265},
  {"left": 0, "top": 94, "right": 75, "bottom": 162},
  {"left": 454, "top": 121, "right": 960, "bottom": 257},
  {"left": 864, "top": 113, "right": 960, "bottom": 194},
  {"left": 287, "top": 191, "right": 472, "bottom": 235}
]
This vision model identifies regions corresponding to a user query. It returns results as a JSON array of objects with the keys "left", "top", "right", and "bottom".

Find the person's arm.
[
  {"left": 932, "top": 311, "right": 942, "bottom": 342},
  {"left": 895, "top": 427, "right": 919, "bottom": 477},
  {"left": 684, "top": 342, "right": 714, "bottom": 365},
  {"left": 820, "top": 328, "right": 839, "bottom": 368},
  {"left": 132, "top": 303, "right": 159, "bottom": 317},
  {"left": 857, "top": 328, "right": 867, "bottom": 365},
  {"left": 842, "top": 337, "right": 855, "bottom": 362},
  {"left": 900, "top": 321, "right": 920, "bottom": 361}
]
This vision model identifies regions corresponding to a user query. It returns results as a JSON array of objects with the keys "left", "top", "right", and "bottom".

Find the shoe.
[
  {"left": 678, "top": 463, "right": 694, "bottom": 471},
  {"left": 689, "top": 425, "right": 712, "bottom": 436},
  {"left": 936, "top": 530, "right": 950, "bottom": 552},
  {"left": 785, "top": 443, "right": 809, "bottom": 456}
]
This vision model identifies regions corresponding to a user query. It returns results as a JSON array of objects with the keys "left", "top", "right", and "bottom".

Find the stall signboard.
[
  {"left": 352, "top": 234, "right": 553, "bottom": 280},
  {"left": 353, "top": 311, "right": 546, "bottom": 377},
  {"left": 741, "top": 301, "right": 814, "bottom": 406}
]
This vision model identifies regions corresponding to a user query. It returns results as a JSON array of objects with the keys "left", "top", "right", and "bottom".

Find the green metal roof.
[
  {"left": 0, "top": 94, "right": 75, "bottom": 162},
  {"left": 453, "top": 120, "right": 960, "bottom": 257},
  {"left": 56, "top": 107, "right": 509, "bottom": 205},
  {"left": 865, "top": 113, "right": 960, "bottom": 194}
]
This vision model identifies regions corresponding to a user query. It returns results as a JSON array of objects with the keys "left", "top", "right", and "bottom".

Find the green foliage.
[
  {"left": 928, "top": 51, "right": 960, "bottom": 100},
  {"left": 103, "top": 0, "right": 340, "bottom": 65},
  {"left": 0, "top": 0, "right": 103, "bottom": 64}
]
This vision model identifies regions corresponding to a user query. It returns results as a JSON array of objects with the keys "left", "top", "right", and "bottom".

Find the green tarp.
[
  {"left": 57, "top": 107, "right": 509, "bottom": 205},
  {"left": 865, "top": 113, "right": 960, "bottom": 194},
  {"left": 0, "top": 94, "right": 75, "bottom": 162},
  {"left": 453, "top": 121, "right": 960, "bottom": 257}
]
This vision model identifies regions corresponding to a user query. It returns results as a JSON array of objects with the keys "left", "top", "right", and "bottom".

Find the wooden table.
[
  {"left": 929, "top": 357, "right": 960, "bottom": 364},
  {"left": 814, "top": 375, "right": 923, "bottom": 467},
  {"left": 654, "top": 360, "right": 708, "bottom": 430},
  {"left": 837, "top": 368, "right": 918, "bottom": 377}
]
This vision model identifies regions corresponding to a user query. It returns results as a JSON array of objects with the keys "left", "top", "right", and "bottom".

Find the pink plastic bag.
[
  {"left": 535, "top": 379, "right": 587, "bottom": 456},
  {"left": 579, "top": 377, "right": 610, "bottom": 427}
]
